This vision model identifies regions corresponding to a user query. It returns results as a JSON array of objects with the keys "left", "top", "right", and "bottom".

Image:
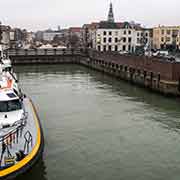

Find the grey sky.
[{"left": 1, "top": 0, "right": 180, "bottom": 31}]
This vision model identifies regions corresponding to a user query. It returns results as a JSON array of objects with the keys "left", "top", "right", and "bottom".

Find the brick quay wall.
[{"left": 8, "top": 48, "right": 180, "bottom": 96}]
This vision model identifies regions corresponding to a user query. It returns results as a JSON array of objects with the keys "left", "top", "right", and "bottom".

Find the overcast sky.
[{"left": 1, "top": 0, "right": 180, "bottom": 31}]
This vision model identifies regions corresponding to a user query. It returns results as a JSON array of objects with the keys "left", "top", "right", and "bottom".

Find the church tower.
[{"left": 107, "top": 2, "right": 114, "bottom": 23}]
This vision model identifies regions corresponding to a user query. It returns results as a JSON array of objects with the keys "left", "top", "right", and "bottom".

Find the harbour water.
[{"left": 14, "top": 64, "right": 180, "bottom": 180}]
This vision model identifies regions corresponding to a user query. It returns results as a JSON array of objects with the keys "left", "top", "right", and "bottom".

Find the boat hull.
[{"left": 0, "top": 98, "right": 44, "bottom": 180}]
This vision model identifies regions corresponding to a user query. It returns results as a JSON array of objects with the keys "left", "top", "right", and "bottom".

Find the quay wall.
[
  {"left": 172, "top": 63, "right": 180, "bottom": 81},
  {"left": 8, "top": 49, "right": 82, "bottom": 65},
  {"left": 80, "top": 51, "right": 180, "bottom": 96},
  {"left": 8, "top": 48, "right": 180, "bottom": 96},
  {"left": 10, "top": 55, "right": 79, "bottom": 64},
  {"left": 87, "top": 51, "right": 176, "bottom": 81}
]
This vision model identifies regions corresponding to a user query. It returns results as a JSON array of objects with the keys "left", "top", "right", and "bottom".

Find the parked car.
[
  {"left": 119, "top": 51, "right": 128, "bottom": 55},
  {"left": 153, "top": 50, "right": 169, "bottom": 57}
]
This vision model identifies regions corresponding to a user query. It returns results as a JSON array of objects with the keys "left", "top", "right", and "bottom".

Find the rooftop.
[{"left": 69, "top": 27, "right": 82, "bottom": 33}]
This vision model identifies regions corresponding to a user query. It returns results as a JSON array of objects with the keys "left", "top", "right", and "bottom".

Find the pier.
[
  {"left": 8, "top": 48, "right": 180, "bottom": 96},
  {"left": 8, "top": 48, "right": 83, "bottom": 64}
]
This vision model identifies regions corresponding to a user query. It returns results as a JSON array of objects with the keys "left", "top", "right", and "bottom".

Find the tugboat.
[{"left": 0, "top": 47, "right": 44, "bottom": 179}]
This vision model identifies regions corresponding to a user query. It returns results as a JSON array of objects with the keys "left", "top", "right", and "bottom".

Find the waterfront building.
[
  {"left": 134, "top": 26, "right": 153, "bottom": 54},
  {"left": 68, "top": 27, "right": 82, "bottom": 38},
  {"left": 34, "top": 28, "right": 69, "bottom": 48},
  {"left": 153, "top": 26, "right": 180, "bottom": 51},
  {"left": 68, "top": 27, "right": 83, "bottom": 45},
  {"left": 35, "top": 31, "right": 44, "bottom": 41},
  {"left": 42, "top": 29, "right": 65, "bottom": 42},
  {"left": 82, "top": 2, "right": 152, "bottom": 53},
  {"left": 82, "top": 22, "right": 99, "bottom": 48},
  {"left": 26, "top": 31, "right": 34, "bottom": 43},
  {"left": 93, "top": 22, "right": 152, "bottom": 53},
  {"left": 0, "top": 24, "right": 11, "bottom": 48},
  {"left": 67, "top": 27, "right": 83, "bottom": 47},
  {"left": 9, "top": 28, "right": 33, "bottom": 48}
]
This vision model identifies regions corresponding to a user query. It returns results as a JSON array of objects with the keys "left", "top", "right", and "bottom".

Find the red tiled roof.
[
  {"left": 69, "top": 27, "right": 82, "bottom": 33},
  {"left": 116, "top": 22, "right": 124, "bottom": 28}
]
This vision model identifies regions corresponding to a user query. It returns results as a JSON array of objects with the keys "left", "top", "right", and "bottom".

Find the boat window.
[
  {"left": 8, "top": 100, "right": 22, "bottom": 111},
  {"left": 0, "top": 99, "right": 22, "bottom": 112},
  {"left": 7, "top": 93, "right": 16, "bottom": 98},
  {"left": 5, "top": 67, "right": 12, "bottom": 72},
  {"left": 0, "top": 102, "right": 8, "bottom": 112}
]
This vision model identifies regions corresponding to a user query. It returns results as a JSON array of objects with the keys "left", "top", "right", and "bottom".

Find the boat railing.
[{"left": 0, "top": 115, "right": 27, "bottom": 145}]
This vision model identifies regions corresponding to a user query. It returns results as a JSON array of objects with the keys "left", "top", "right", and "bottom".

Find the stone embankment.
[{"left": 8, "top": 48, "right": 180, "bottom": 96}]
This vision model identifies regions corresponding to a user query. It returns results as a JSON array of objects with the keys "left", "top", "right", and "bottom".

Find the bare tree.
[{"left": 68, "top": 34, "right": 80, "bottom": 48}]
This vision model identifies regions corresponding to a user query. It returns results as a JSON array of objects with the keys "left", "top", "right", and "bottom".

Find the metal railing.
[{"left": 8, "top": 48, "right": 83, "bottom": 56}]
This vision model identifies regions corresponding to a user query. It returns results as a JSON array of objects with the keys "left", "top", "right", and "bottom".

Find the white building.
[
  {"left": 43, "top": 31, "right": 62, "bottom": 41},
  {"left": 92, "top": 23, "right": 151, "bottom": 53},
  {"left": 42, "top": 29, "right": 66, "bottom": 42},
  {"left": 84, "top": 3, "right": 152, "bottom": 53},
  {"left": 93, "top": 22, "right": 135, "bottom": 52}
]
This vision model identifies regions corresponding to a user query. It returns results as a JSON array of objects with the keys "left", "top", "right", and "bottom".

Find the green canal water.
[{"left": 14, "top": 64, "right": 180, "bottom": 180}]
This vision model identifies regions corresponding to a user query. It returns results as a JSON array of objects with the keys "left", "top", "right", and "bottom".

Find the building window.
[
  {"left": 166, "top": 37, "right": 171, "bottom": 42},
  {"left": 160, "top": 44, "right": 165, "bottom": 49},
  {"left": 161, "top": 37, "right": 164, "bottom": 42},
  {"left": 108, "top": 45, "right": 112, "bottom": 51},
  {"left": 128, "top": 37, "right": 132, "bottom": 43},
  {"left": 103, "top": 45, "right": 106, "bottom": 51},
  {"left": 161, "top": 30, "right": 164, "bottom": 35},
  {"left": 137, "top": 69, "right": 141, "bottom": 75},
  {"left": 123, "top": 45, "right": 126, "bottom": 51},
  {"left": 167, "top": 30, "right": 171, "bottom": 35},
  {"left": 115, "top": 31, "right": 118, "bottom": 36},
  {"left": 98, "top": 46, "right": 101, "bottom": 51},
  {"left": 145, "top": 32, "right": 148, "bottom": 37},
  {"left": 108, "top": 37, "right": 112, "bottom": 43},
  {"left": 128, "top": 30, "right": 131, "bottom": 35},
  {"left": 103, "top": 37, "right": 106, "bottom": 43},
  {"left": 137, "top": 38, "right": 140, "bottom": 44},
  {"left": 115, "top": 37, "right": 118, "bottom": 43},
  {"left": 124, "top": 66, "right": 127, "bottom": 71},
  {"left": 123, "top": 37, "right": 126, "bottom": 43},
  {"left": 115, "top": 45, "right": 118, "bottom": 51},
  {"left": 103, "top": 31, "right": 106, "bottom": 36},
  {"left": 137, "top": 32, "right": 140, "bottom": 36},
  {"left": 109, "top": 31, "right": 112, "bottom": 36},
  {"left": 97, "top": 37, "right": 101, "bottom": 44},
  {"left": 128, "top": 45, "right": 131, "bottom": 51},
  {"left": 124, "top": 30, "right": 126, "bottom": 35}
]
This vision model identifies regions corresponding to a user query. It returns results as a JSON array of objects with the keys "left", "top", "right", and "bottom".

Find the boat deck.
[{"left": 0, "top": 97, "right": 42, "bottom": 178}]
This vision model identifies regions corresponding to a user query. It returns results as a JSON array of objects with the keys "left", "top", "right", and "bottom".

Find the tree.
[
  {"left": 52, "top": 35, "right": 67, "bottom": 46},
  {"left": 68, "top": 34, "right": 80, "bottom": 48},
  {"left": 52, "top": 35, "right": 61, "bottom": 44}
]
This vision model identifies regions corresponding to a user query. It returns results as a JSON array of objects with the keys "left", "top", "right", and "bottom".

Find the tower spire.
[{"left": 107, "top": 2, "right": 114, "bottom": 23}]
